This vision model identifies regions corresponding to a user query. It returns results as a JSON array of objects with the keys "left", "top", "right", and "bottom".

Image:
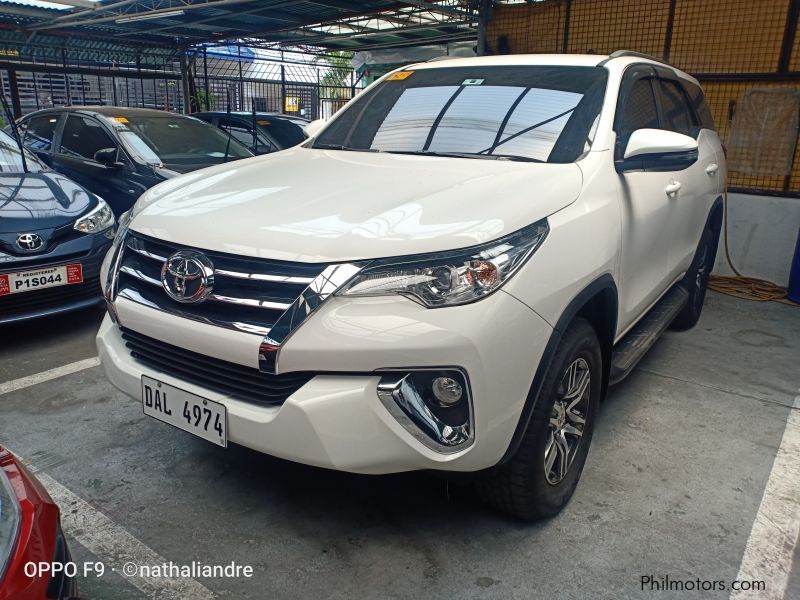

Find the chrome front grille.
[{"left": 115, "top": 232, "right": 328, "bottom": 337}]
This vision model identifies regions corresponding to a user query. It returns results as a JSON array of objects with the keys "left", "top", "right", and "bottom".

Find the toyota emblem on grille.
[
  {"left": 16, "top": 233, "right": 44, "bottom": 251},
  {"left": 161, "top": 250, "right": 215, "bottom": 304}
]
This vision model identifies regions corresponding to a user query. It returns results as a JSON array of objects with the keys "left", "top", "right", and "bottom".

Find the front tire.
[{"left": 476, "top": 318, "right": 602, "bottom": 521}]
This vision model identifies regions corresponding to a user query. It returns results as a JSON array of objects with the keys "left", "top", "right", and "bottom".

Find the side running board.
[{"left": 610, "top": 284, "right": 689, "bottom": 385}]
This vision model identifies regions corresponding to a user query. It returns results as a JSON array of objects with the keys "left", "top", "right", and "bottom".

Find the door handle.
[
  {"left": 664, "top": 180, "right": 682, "bottom": 195},
  {"left": 705, "top": 163, "right": 719, "bottom": 175}
]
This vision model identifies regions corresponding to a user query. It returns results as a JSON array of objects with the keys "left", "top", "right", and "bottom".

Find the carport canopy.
[{"left": 0, "top": 0, "right": 479, "bottom": 51}]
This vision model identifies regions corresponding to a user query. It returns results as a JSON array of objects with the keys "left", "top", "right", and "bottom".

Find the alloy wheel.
[{"left": 544, "top": 357, "right": 590, "bottom": 485}]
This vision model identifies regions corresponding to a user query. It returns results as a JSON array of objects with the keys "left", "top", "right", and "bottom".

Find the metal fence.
[
  {"left": 487, "top": 0, "right": 800, "bottom": 197},
  {"left": 0, "top": 43, "right": 358, "bottom": 123}
]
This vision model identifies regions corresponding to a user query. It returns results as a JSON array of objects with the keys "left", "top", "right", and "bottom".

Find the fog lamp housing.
[{"left": 377, "top": 369, "right": 473, "bottom": 453}]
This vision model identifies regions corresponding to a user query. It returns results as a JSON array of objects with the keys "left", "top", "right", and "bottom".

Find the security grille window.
[
  {"left": 657, "top": 80, "right": 695, "bottom": 136},
  {"left": 60, "top": 115, "right": 116, "bottom": 161},
  {"left": 315, "top": 66, "right": 608, "bottom": 164},
  {"left": 727, "top": 89, "right": 800, "bottom": 177},
  {"left": 22, "top": 115, "right": 58, "bottom": 152},
  {"left": 617, "top": 78, "right": 659, "bottom": 134}
]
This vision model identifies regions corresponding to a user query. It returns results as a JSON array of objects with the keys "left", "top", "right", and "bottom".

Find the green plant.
[
  {"left": 192, "top": 90, "right": 217, "bottom": 111},
  {"left": 317, "top": 51, "right": 353, "bottom": 100}
]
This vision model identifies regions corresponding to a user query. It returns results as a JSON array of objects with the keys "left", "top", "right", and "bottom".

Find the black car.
[
  {"left": 193, "top": 111, "right": 308, "bottom": 155},
  {"left": 0, "top": 129, "right": 114, "bottom": 324},
  {"left": 13, "top": 107, "right": 252, "bottom": 216}
]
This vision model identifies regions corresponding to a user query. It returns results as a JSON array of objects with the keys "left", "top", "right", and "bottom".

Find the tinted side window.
[
  {"left": 260, "top": 118, "right": 305, "bottom": 148},
  {"left": 683, "top": 80, "right": 716, "bottom": 131},
  {"left": 657, "top": 80, "right": 695, "bottom": 136},
  {"left": 23, "top": 115, "right": 59, "bottom": 151},
  {"left": 618, "top": 78, "right": 659, "bottom": 134},
  {"left": 60, "top": 115, "right": 117, "bottom": 161}
]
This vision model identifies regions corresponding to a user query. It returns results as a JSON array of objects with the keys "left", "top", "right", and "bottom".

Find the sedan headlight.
[
  {"left": 74, "top": 197, "right": 115, "bottom": 234},
  {"left": 339, "top": 219, "right": 549, "bottom": 307}
]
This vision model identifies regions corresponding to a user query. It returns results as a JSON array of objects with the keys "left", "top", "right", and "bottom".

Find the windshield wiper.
[
  {"left": 385, "top": 150, "right": 542, "bottom": 162},
  {"left": 312, "top": 143, "right": 380, "bottom": 152}
]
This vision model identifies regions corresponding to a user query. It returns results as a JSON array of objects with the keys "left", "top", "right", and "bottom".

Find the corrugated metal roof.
[{"left": 0, "top": 0, "right": 476, "bottom": 52}]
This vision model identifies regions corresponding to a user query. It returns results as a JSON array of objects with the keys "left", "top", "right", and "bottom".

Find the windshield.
[
  {"left": 0, "top": 130, "right": 42, "bottom": 173},
  {"left": 116, "top": 116, "right": 252, "bottom": 165},
  {"left": 313, "top": 65, "right": 608, "bottom": 163}
]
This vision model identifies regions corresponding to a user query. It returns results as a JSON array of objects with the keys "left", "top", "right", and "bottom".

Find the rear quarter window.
[{"left": 683, "top": 80, "right": 716, "bottom": 131}]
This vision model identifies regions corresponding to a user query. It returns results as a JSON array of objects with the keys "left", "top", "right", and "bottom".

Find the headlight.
[
  {"left": 74, "top": 197, "right": 115, "bottom": 234},
  {"left": 338, "top": 219, "right": 549, "bottom": 307}
]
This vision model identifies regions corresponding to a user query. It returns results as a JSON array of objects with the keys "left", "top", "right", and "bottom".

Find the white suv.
[{"left": 98, "top": 51, "right": 725, "bottom": 520}]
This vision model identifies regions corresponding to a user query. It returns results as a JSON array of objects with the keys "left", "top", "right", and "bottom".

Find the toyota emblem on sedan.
[
  {"left": 16, "top": 233, "right": 44, "bottom": 251},
  {"left": 161, "top": 250, "right": 215, "bottom": 304}
]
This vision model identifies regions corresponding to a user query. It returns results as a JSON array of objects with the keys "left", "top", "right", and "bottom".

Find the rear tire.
[
  {"left": 476, "top": 318, "right": 602, "bottom": 521},
  {"left": 670, "top": 225, "right": 718, "bottom": 331}
]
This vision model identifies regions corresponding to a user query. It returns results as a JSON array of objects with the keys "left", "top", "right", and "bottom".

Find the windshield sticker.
[
  {"left": 462, "top": 79, "right": 484, "bottom": 86},
  {"left": 388, "top": 71, "right": 413, "bottom": 81},
  {"left": 257, "top": 120, "right": 270, "bottom": 126}
]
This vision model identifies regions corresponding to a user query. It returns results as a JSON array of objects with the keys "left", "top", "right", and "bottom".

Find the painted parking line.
[
  {"left": 730, "top": 392, "right": 800, "bottom": 600},
  {"left": 0, "top": 357, "right": 100, "bottom": 395},
  {"left": 28, "top": 468, "right": 216, "bottom": 600}
]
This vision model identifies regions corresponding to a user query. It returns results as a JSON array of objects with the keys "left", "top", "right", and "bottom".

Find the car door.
[
  {"left": 50, "top": 114, "right": 139, "bottom": 215},
  {"left": 19, "top": 113, "right": 63, "bottom": 167},
  {"left": 653, "top": 70, "right": 718, "bottom": 280},
  {"left": 615, "top": 66, "right": 676, "bottom": 332}
]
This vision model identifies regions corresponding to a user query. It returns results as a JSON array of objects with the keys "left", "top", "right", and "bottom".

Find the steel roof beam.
[{"left": 29, "top": 0, "right": 263, "bottom": 31}]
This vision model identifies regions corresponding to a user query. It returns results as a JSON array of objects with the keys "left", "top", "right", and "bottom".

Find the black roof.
[
  {"left": 193, "top": 111, "right": 310, "bottom": 123},
  {"left": 22, "top": 106, "right": 205, "bottom": 119}
]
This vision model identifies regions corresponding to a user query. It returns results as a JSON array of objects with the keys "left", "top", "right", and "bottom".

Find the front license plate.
[
  {"left": 141, "top": 376, "right": 227, "bottom": 447},
  {"left": 0, "top": 263, "right": 83, "bottom": 296}
]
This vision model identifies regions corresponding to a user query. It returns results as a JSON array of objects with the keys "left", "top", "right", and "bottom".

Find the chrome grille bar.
[
  {"left": 215, "top": 269, "right": 314, "bottom": 285},
  {"left": 115, "top": 233, "right": 332, "bottom": 348}
]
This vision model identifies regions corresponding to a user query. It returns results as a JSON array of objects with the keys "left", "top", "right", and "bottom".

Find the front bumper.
[
  {"left": 98, "top": 289, "right": 552, "bottom": 474},
  {"left": 0, "top": 233, "right": 111, "bottom": 325}
]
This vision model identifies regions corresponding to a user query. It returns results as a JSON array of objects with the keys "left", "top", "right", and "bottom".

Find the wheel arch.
[{"left": 497, "top": 274, "right": 618, "bottom": 465}]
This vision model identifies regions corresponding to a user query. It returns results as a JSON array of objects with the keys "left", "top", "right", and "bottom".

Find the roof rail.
[
  {"left": 425, "top": 55, "right": 459, "bottom": 62},
  {"left": 600, "top": 50, "right": 669, "bottom": 66}
]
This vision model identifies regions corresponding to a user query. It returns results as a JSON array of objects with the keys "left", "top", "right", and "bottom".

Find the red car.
[{"left": 0, "top": 447, "right": 77, "bottom": 600}]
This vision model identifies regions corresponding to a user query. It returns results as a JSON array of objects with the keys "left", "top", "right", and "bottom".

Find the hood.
[
  {"left": 0, "top": 172, "right": 94, "bottom": 234},
  {"left": 130, "top": 147, "right": 583, "bottom": 263}
]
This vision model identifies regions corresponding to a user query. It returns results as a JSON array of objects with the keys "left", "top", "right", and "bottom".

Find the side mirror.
[
  {"left": 94, "top": 147, "right": 121, "bottom": 168},
  {"left": 303, "top": 119, "right": 326, "bottom": 139},
  {"left": 617, "top": 128, "right": 698, "bottom": 173}
]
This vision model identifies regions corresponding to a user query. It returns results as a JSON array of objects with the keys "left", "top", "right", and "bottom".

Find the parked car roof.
[
  {"left": 194, "top": 111, "right": 310, "bottom": 123},
  {"left": 23, "top": 106, "right": 196, "bottom": 119}
]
